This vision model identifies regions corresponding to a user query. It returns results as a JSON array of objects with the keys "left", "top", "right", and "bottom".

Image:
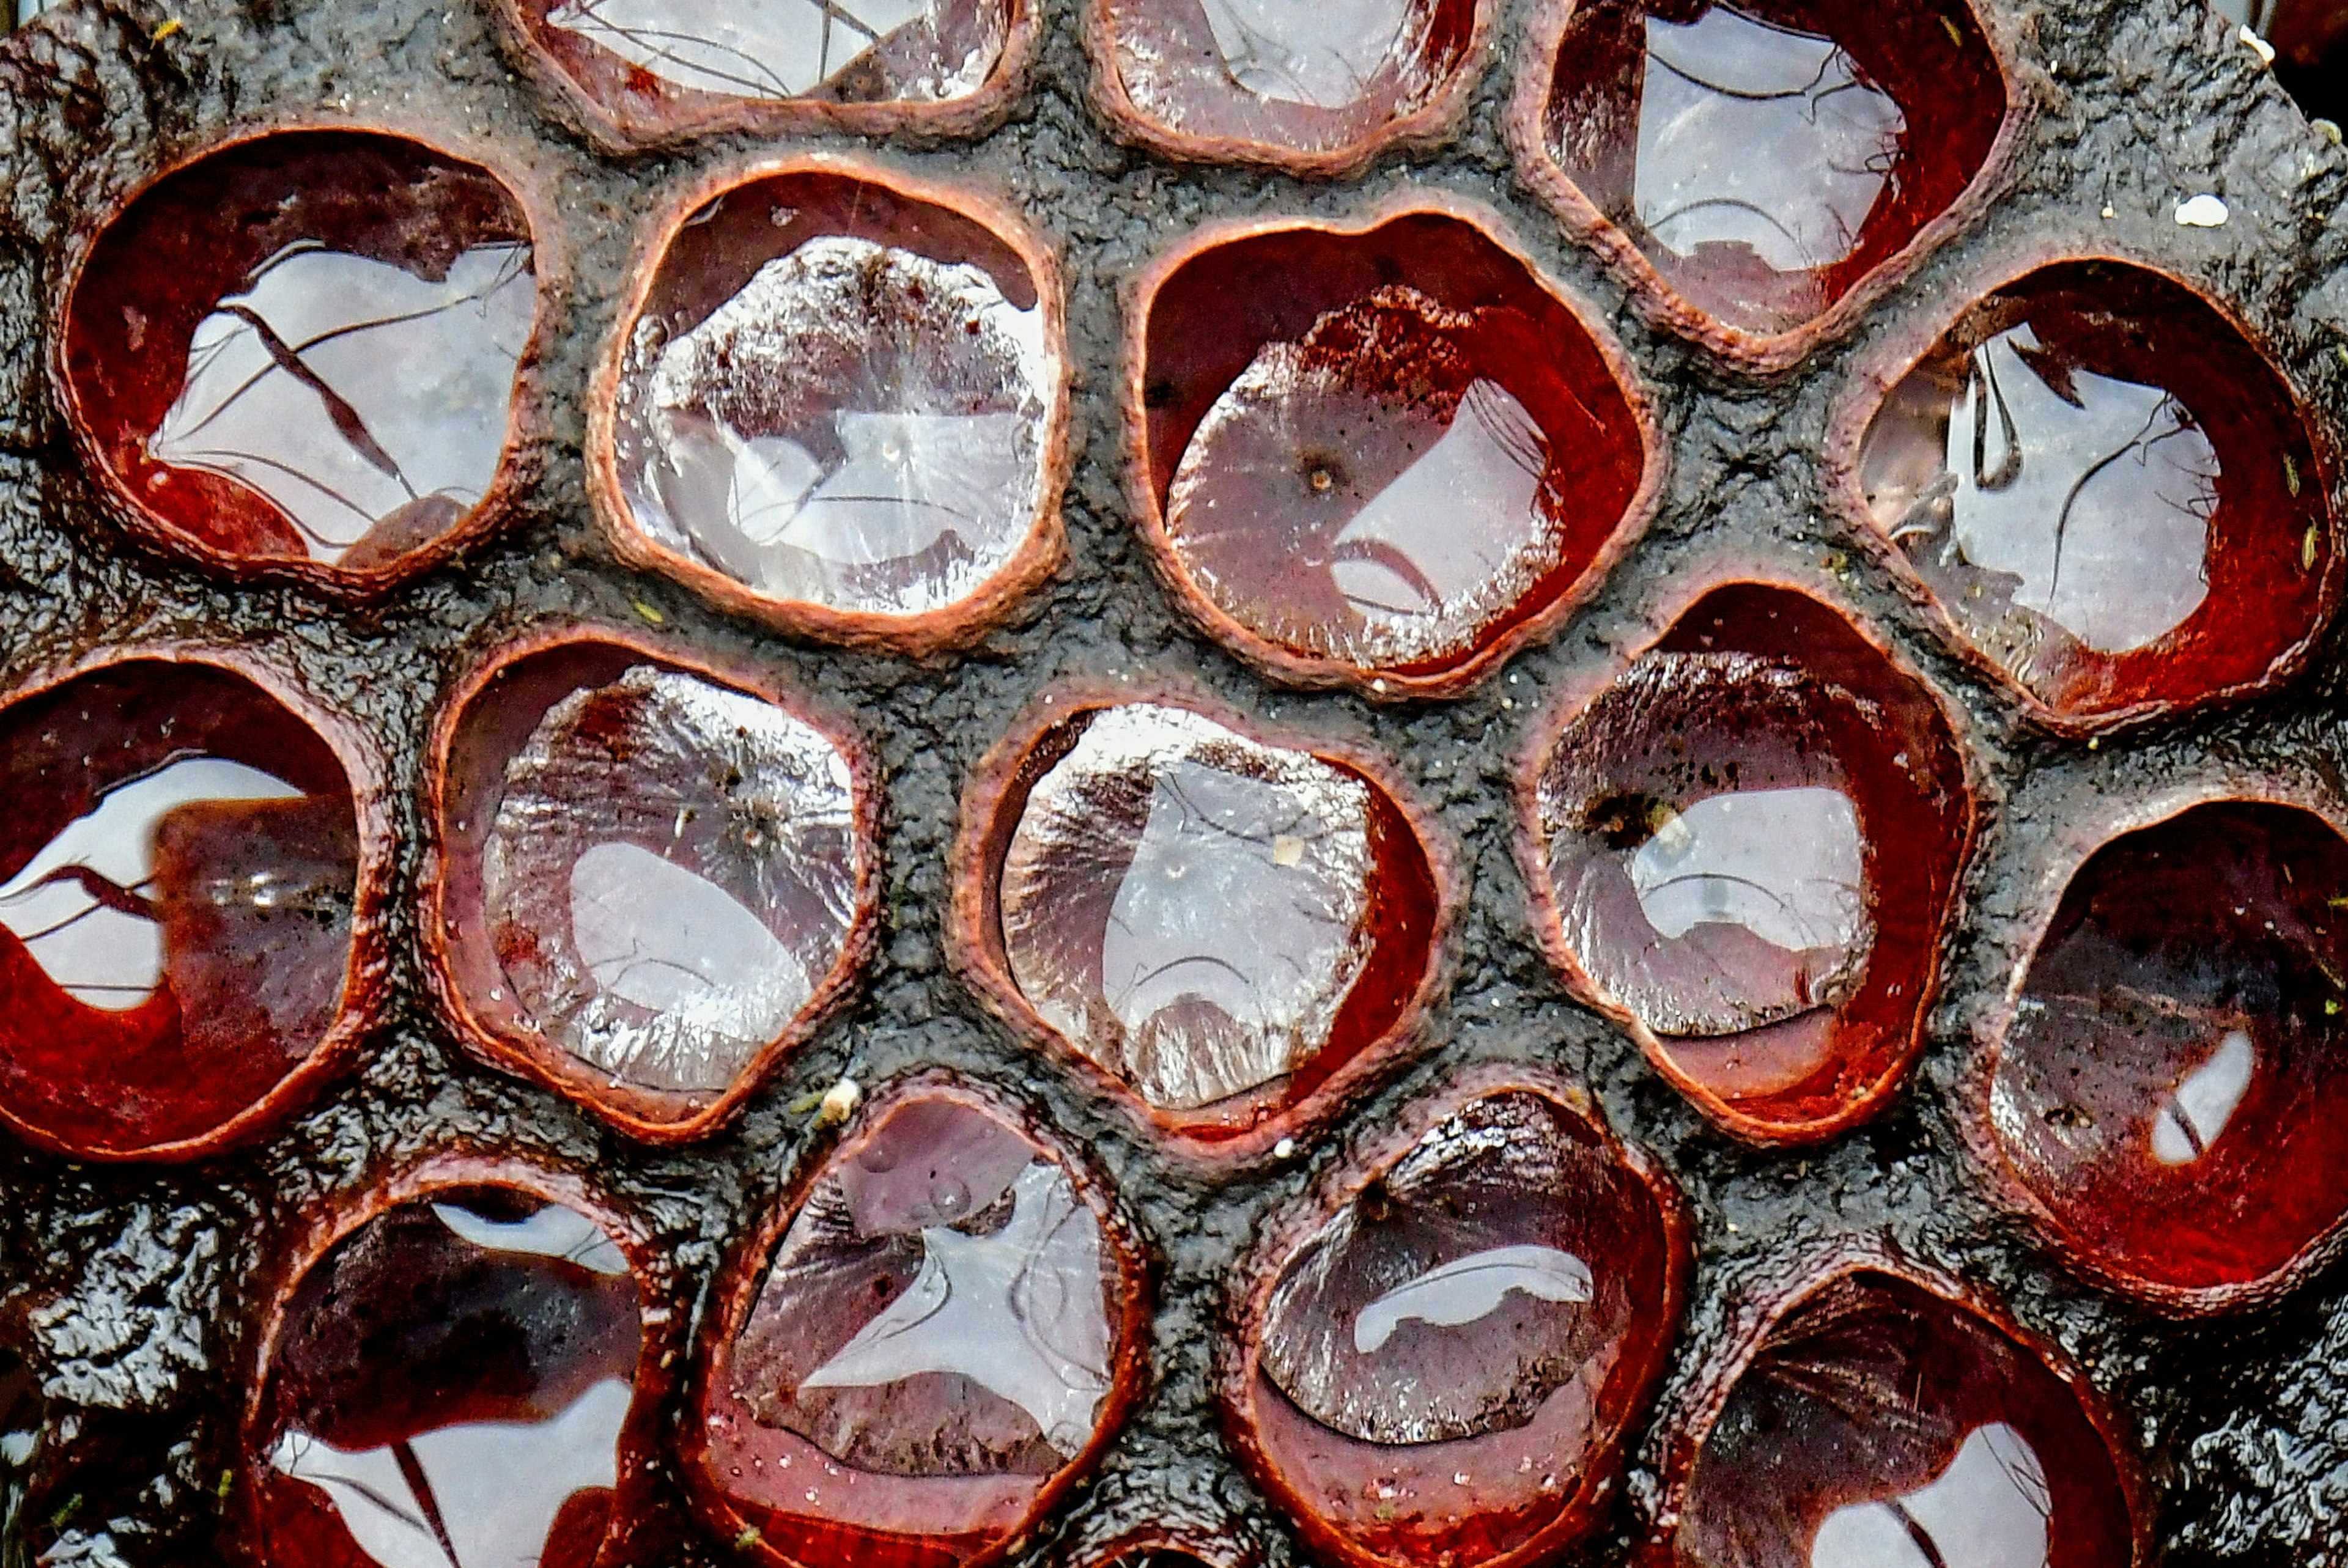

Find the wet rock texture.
[{"left": 0, "top": 0, "right": 2342, "bottom": 1562}]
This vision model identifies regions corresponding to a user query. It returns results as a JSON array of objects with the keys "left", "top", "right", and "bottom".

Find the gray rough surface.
[{"left": 0, "top": 0, "right": 2341, "bottom": 1560}]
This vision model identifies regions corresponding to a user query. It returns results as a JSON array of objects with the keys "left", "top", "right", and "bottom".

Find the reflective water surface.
[
  {"left": 256, "top": 1193, "right": 643, "bottom": 1568},
  {"left": 1164, "top": 287, "right": 1564, "bottom": 669},
  {"left": 1191, "top": 0, "right": 1416, "bottom": 106},
  {"left": 620, "top": 234, "right": 1050, "bottom": 619},
  {"left": 1672, "top": 1272, "right": 2135, "bottom": 1568},
  {"left": 1000, "top": 704, "right": 1376, "bottom": 1113},
  {"left": 481, "top": 665, "right": 862, "bottom": 1094},
  {"left": 148, "top": 241, "right": 535, "bottom": 565},
  {"left": 731, "top": 1095, "right": 1117, "bottom": 1476},
  {"left": 548, "top": 0, "right": 997, "bottom": 100},
  {"left": 1633, "top": 7, "right": 1904, "bottom": 276},
  {"left": 1992, "top": 803, "right": 2348, "bottom": 1292}
]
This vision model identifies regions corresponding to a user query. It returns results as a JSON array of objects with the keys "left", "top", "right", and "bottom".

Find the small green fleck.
[
  {"left": 633, "top": 600, "right": 667, "bottom": 626},
  {"left": 1939, "top": 13, "right": 1962, "bottom": 44},
  {"left": 150, "top": 16, "right": 183, "bottom": 39},
  {"left": 49, "top": 1493, "right": 81, "bottom": 1529},
  {"left": 734, "top": 1526, "right": 764, "bottom": 1550},
  {"left": 2286, "top": 452, "right": 2303, "bottom": 497},
  {"left": 2305, "top": 523, "right": 2320, "bottom": 573},
  {"left": 2328, "top": 998, "right": 2342, "bottom": 1017},
  {"left": 216, "top": 1469, "right": 235, "bottom": 1501}
]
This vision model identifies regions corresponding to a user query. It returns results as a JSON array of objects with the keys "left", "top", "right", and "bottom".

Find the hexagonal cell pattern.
[
  {"left": 602, "top": 164, "right": 1065, "bottom": 647},
  {"left": 1661, "top": 1266, "right": 2141, "bottom": 1567},
  {"left": 1984, "top": 801, "right": 2348, "bottom": 1304},
  {"left": 1133, "top": 209, "right": 1650, "bottom": 693},
  {"left": 0, "top": 657, "right": 370, "bottom": 1159},
  {"left": 958, "top": 696, "right": 1443, "bottom": 1144},
  {"left": 1228, "top": 1080, "right": 1686, "bottom": 1568},
  {"left": 1526, "top": 585, "right": 1971, "bottom": 1144},
  {"left": 59, "top": 130, "right": 539, "bottom": 586},
  {"left": 1858, "top": 259, "right": 2337, "bottom": 726},
  {"left": 430, "top": 631, "right": 876, "bottom": 1141},
  {"left": 690, "top": 1086, "right": 1143, "bottom": 1567},
  {"left": 246, "top": 1180, "right": 651, "bottom": 1568},
  {"left": 1524, "top": 0, "right": 2007, "bottom": 348}
]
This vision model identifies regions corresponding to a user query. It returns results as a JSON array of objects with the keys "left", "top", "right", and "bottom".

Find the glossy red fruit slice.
[
  {"left": 1522, "top": 0, "right": 2009, "bottom": 352},
  {"left": 599, "top": 162, "right": 1066, "bottom": 651},
  {"left": 1660, "top": 1266, "right": 2142, "bottom": 1567},
  {"left": 690, "top": 1083, "right": 1146, "bottom": 1568},
  {"left": 507, "top": 0, "right": 1018, "bottom": 144},
  {"left": 429, "top": 629, "right": 877, "bottom": 1141},
  {"left": 1524, "top": 584, "right": 1971, "bottom": 1144},
  {"left": 0, "top": 657, "right": 374, "bottom": 1159},
  {"left": 1227, "top": 1074, "right": 1687, "bottom": 1568},
  {"left": 247, "top": 1176, "right": 655, "bottom": 1568},
  {"left": 1856, "top": 259, "right": 2336, "bottom": 726},
  {"left": 1985, "top": 801, "right": 2348, "bottom": 1303},
  {"left": 1087, "top": 0, "right": 1481, "bottom": 172},
  {"left": 954, "top": 694, "right": 1445, "bottom": 1148},
  {"left": 59, "top": 130, "right": 539, "bottom": 587},
  {"left": 1131, "top": 206, "right": 1653, "bottom": 695}
]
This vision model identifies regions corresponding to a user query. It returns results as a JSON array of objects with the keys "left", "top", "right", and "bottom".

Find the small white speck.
[
  {"left": 2176, "top": 193, "right": 2229, "bottom": 227},
  {"left": 2100, "top": 204, "right": 2116, "bottom": 219},
  {"left": 1371, "top": 678, "right": 1389, "bottom": 694},
  {"left": 1273, "top": 1137, "right": 1297, "bottom": 1159},
  {"left": 2239, "top": 24, "right": 2276, "bottom": 61},
  {"left": 816, "top": 1077, "right": 862, "bottom": 1127}
]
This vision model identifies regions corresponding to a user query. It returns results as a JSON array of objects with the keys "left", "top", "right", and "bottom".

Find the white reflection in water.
[
  {"left": 1351, "top": 1244, "right": 1592, "bottom": 1354},
  {"left": 1003, "top": 704, "right": 1375, "bottom": 1111},
  {"left": 1810, "top": 1422, "right": 2053, "bottom": 1568},
  {"left": 1329, "top": 378, "right": 1549, "bottom": 631},
  {"left": 638, "top": 237, "right": 1049, "bottom": 617},
  {"left": 1634, "top": 6, "right": 1904, "bottom": 273},
  {"left": 1104, "top": 759, "right": 1361, "bottom": 1039},
  {"left": 549, "top": 0, "right": 942, "bottom": 98},
  {"left": 1194, "top": 0, "right": 1412, "bottom": 106},
  {"left": 0, "top": 757, "right": 305, "bottom": 1010},
  {"left": 268, "top": 1378, "right": 630, "bottom": 1568},
  {"left": 1940, "top": 326, "right": 2217, "bottom": 653},
  {"left": 801, "top": 1160, "right": 1110, "bottom": 1457},
  {"left": 720, "top": 411, "right": 1032, "bottom": 565},
  {"left": 567, "top": 839, "right": 807, "bottom": 1049},
  {"left": 148, "top": 242, "right": 534, "bottom": 564},
  {"left": 429, "top": 1200, "right": 630, "bottom": 1276},
  {"left": 1628, "top": 787, "right": 1866, "bottom": 954},
  {"left": 2151, "top": 1028, "right": 2256, "bottom": 1166}
]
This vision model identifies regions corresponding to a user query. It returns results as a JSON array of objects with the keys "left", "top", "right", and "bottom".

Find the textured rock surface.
[{"left": 0, "top": 0, "right": 2341, "bottom": 1562}]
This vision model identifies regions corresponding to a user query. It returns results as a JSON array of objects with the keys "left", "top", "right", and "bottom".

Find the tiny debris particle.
[
  {"left": 2287, "top": 452, "right": 2303, "bottom": 497},
  {"left": 2305, "top": 523, "right": 2320, "bottom": 573},
  {"left": 815, "top": 1077, "right": 862, "bottom": 1127},
  {"left": 2100, "top": 204, "right": 2117, "bottom": 219},
  {"left": 1272, "top": 833, "right": 1305, "bottom": 867},
  {"left": 633, "top": 600, "right": 667, "bottom": 625},
  {"left": 2175, "top": 193, "right": 2230, "bottom": 227},
  {"left": 2239, "top": 23, "right": 2276, "bottom": 61},
  {"left": 1938, "top": 13, "right": 1962, "bottom": 45},
  {"left": 1273, "top": 1136, "right": 1298, "bottom": 1159},
  {"left": 734, "top": 1526, "right": 764, "bottom": 1550},
  {"left": 150, "top": 16, "right": 184, "bottom": 39}
]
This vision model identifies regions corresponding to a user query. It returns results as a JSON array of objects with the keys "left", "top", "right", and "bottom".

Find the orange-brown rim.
[
  {"left": 493, "top": 0, "right": 1039, "bottom": 152},
  {"left": 588, "top": 152, "right": 1072, "bottom": 658},
  {"left": 1508, "top": 557, "right": 1985, "bottom": 1148},
  {"left": 681, "top": 1070, "right": 1157, "bottom": 1568},
  {"left": 1636, "top": 1239, "right": 2154, "bottom": 1566},
  {"left": 48, "top": 116, "right": 562, "bottom": 601},
  {"left": 1503, "top": 0, "right": 2037, "bottom": 376},
  {"left": 1121, "top": 193, "right": 1669, "bottom": 701},
  {"left": 421, "top": 619, "right": 884, "bottom": 1146},
  {"left": 1217, "top": 1061, "right": 1693, "bottom": 1568},
  {"left": 235, "top": 1151, "right": 684, "bottom": 1568},
  {"left": 1950, "top": 776, "right": 2348, "bottom": 1315},
  {"left": 1077, "top": 0, "right": 1495, "bottom": 178},
  {"left": 0, "top": 642, "right": 394, "bottom": 1163},
  {"left": 946, "top": 677, "right": 1462, "bottom": 1163},
  {"left": 1823, "top": 238, "right": 2347, "bottom": 734}
]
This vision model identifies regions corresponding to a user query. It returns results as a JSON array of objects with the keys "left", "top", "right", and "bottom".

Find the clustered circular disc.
[{"left": 59, "top": 130, "right": 540, "bottom": 584}]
